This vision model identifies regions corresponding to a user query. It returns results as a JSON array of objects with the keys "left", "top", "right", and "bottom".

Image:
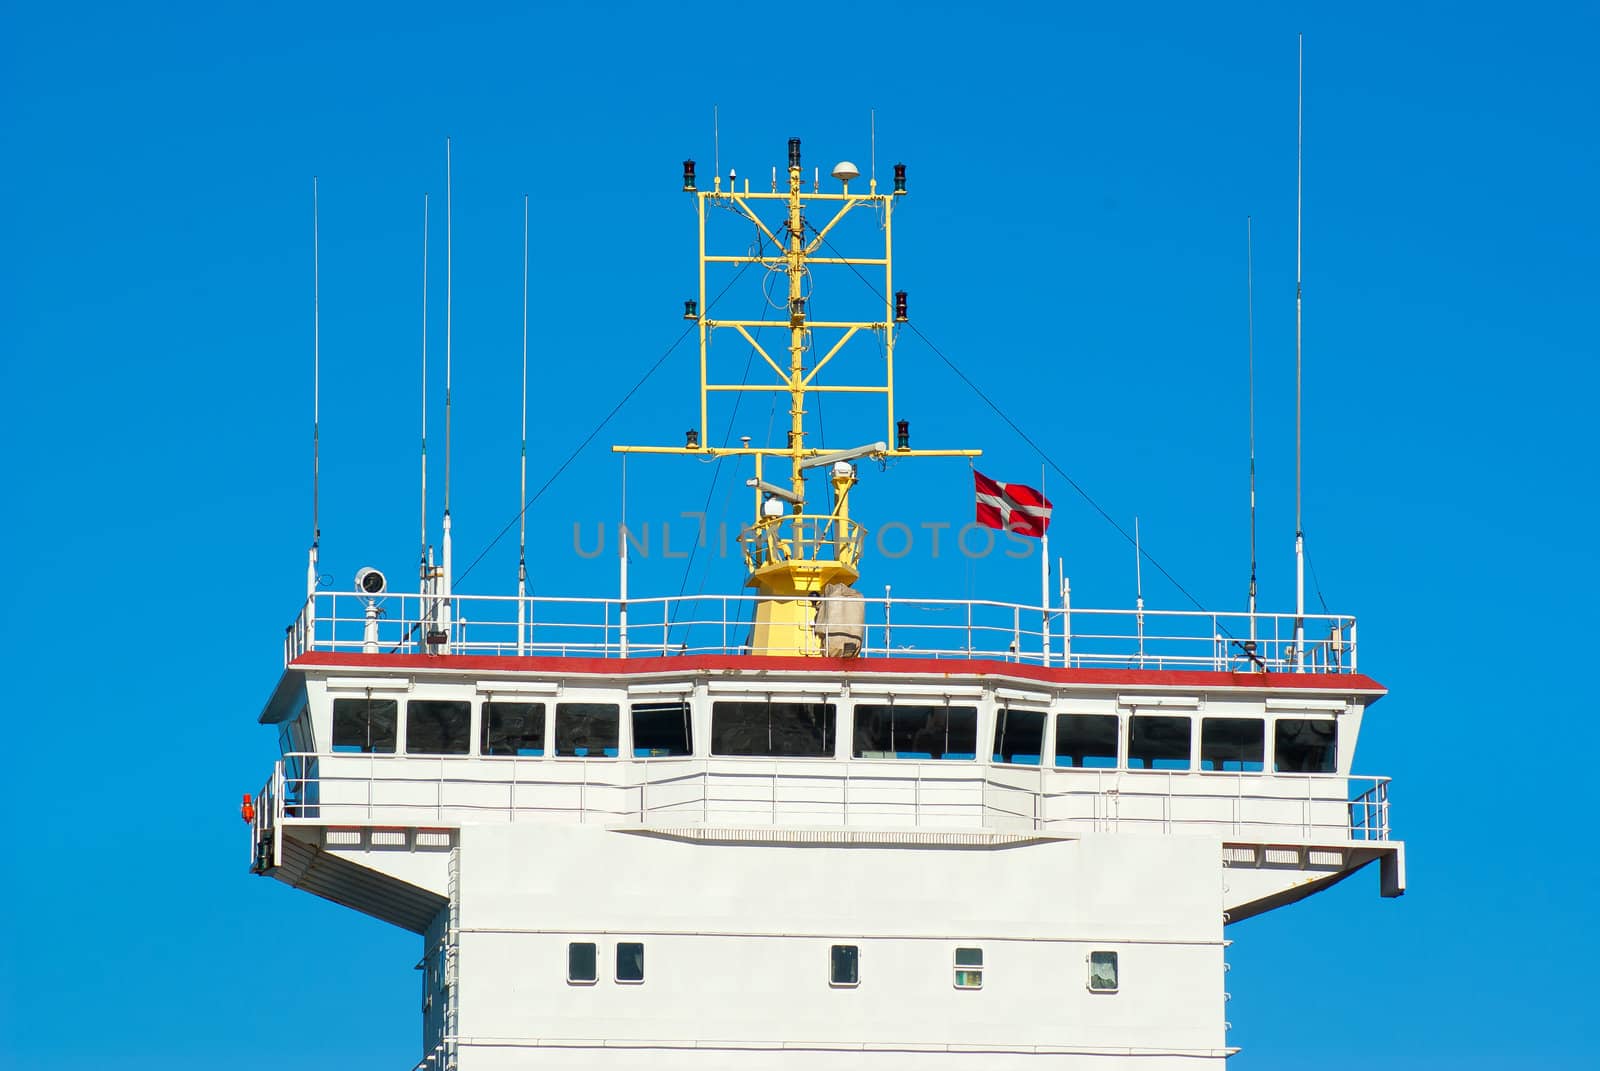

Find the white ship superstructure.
[{"left": 247, "top": 136, "right": 1404, "bottom": 1069}]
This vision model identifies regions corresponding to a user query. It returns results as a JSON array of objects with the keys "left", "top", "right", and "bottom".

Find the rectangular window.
[
  {"left": 567, "top": 942, "right": 596, "bottom": 984},
  {"left": 332, "top": 698, "right": 397, "bottom": 753},
  {"left": 992, "top": 707, "right": 1045, "bottom": 765},
  {"left": 1128, "top": 715, "right": 1191, "bottom": 770},
  {"left": 555, "top": 703, "right": 620, "bottom": 757},
  {"left": 1200, "top": 717, "right": 1264, "bottom": 771},
  {"left": 482, "top": 701, "right": 546, "bottom": 756},
  {"left": 632, "top": 700, "right": 693, "bottom": 757},
  {"left": 1088, "top": 950, "right": 1119, "bottom": 992},
  {"left": 616, "top": 942, "right": 645, "bottom": 983},
  {"left": 406, "top": 700, "right": 471, "bottom": 755},
  {"left": 1055, "top": 714, "right": 1119, "bottom": 768},
  {"left": 830, "top": 944, "right": 860, "bottom": 987},
  {"left": 711, "top": 701, "right": 836, "bottom": 757},
  {"left": 852, "top": 704, "right": 978, "bottom": 760},
  {"left": 1275, "top": 719, "right": 1337, "bottom": 773},
  {"left": 953, "top": 947, "right": 983, "bottom": 989}
]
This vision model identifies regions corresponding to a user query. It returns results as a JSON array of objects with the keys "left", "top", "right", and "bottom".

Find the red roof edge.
[{"left": 288, "top": 651, "right": 1386, "bottom": 696}]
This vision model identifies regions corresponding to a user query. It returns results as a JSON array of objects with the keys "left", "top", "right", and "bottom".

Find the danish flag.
[{"left": 974, "top": 471, "right": 1053, "bottom": 538}]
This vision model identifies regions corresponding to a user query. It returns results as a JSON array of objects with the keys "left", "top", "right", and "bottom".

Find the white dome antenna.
[{"left": 831, "top": 160, "right": 860, "bottom": 190}]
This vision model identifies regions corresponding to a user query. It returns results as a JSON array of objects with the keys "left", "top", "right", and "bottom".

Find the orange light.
[{"left": 240, "top": 793, "right": 256, "bottom": 824}]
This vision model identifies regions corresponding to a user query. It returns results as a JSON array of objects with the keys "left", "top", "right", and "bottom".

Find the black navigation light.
[
  {"left": 682, "top": 159, "right": 697, "bottom": 191},
  {"left": 684, "top": 299, "right": 698, "bottom": 320},
  {"left": 788, "top": 137, "right": 802, "bottom": 170},
  {"left": 686, "top": 428, "right": 699, "bottom": 449},
  {"left": 893, "top": 162, "right": 906, "bottom": 194},
  {"left": 896, "top": 419, "right": 910, "bottom": 451},
  {"left": 894, "top": 290, "right": 908, "bottom": 323}
]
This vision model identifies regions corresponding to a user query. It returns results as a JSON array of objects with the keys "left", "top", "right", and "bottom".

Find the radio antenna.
[
  {"left": 1134, "top": 515, "right": 1146, "bottom": 668},
  {"left": 421, "top": 192, "right": 430, "bottom": 564},
  {"left": 870, "top": 108, "right": 877, "bottom": 184},
  {"left": 445, "top": 137, "right": 454, "bottom": 521},
  {"left": 518, "top": 196, "right": 530, "bottom": 587},
  {"left": 308, "top": 176, "right": 320, "bottom": 600},
  {"left": 1293, "top": 34, "right": 1306, "bottom": 667},
  {"left": 1247, "top": 215, "right": 1257, "bottom": 643},
  {"left": 439, "top": 138, "right": 454, "bottom": 649},
  {"left": 713, "top": 105, "right": 720, "bottom": 185}
]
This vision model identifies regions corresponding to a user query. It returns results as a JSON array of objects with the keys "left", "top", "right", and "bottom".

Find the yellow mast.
[{"left": 615, "top": 137, "right": 978, "bottom": 656}]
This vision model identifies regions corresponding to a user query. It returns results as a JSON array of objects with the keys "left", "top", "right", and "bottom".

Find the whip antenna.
[
  {"left": 445, "top": 137, "right": 453, "bottom": 520},
  {"left": 309, "top": 176, "right": 320, "bottom": 600},
  {"left": 519, "top": 194, "right": 529, "bottom": 572},
  {"left": 1248, "top": 215, "right": 1257, "bottom": 643},
  {"left": 421, "top": 192, "right": 429, "bottom": 563},
  {"left": 1294, "top": 34, "right": 1306, "bottom": 667},
  {"left": 438, "top": 138, "right": 454, "bottom": 650}
]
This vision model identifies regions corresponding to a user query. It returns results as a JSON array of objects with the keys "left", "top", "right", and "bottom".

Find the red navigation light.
[
  {"left": 894, "top": 290, "right": 908, "bottom": 323},
  {"left": 682, "top": 160, "right": 697, "bottom": 191},
  {"left": 893, "top": 162, "right": 907, "bottom": 194},
  {"left": 240, "top": 793, "right": 255, "bottom": 824},
  {"left": 896, "top": 420, "right": 910, "bottom": 451}
]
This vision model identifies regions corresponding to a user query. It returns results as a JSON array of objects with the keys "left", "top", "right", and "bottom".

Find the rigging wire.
[
  {"left": 808, "top": 230, "right": 1217, "bottom": 615},
  {"left": 451, "top": 257, "right": 760, "bottom": 590},
  {"left": 669, "top": 232, "right": 770, "bottom": 628}
]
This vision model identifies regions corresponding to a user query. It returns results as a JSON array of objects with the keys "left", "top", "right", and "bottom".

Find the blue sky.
[{"left": 2, "top": 2, "right": 1595, "bottom": 1067}]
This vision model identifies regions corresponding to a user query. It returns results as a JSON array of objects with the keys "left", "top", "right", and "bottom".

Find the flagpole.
[{"left": 1040, "top": 464, "right": 1050, "bottom": 666}]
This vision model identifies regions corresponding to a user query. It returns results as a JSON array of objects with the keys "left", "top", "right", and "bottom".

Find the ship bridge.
[{"left": 254, "top": 588, "right": 1400, "bottom": 927}]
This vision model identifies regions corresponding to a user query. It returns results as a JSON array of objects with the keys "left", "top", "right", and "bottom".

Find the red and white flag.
[{"left": 974, "top": 471, "right": 1053, "bottom": 538}]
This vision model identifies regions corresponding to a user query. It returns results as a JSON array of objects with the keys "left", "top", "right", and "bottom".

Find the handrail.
[
  {"left": 285, "top": 589, "right": 1359, "bottom": 675},
  {"left": 269, "top": 753, "right": 1391, "bottom": 844}
]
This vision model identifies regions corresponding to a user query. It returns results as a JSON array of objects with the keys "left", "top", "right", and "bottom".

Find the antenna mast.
[
  {"left": 517, "top": 193, "right": 530, "bottom": 653},
  {"left": 1294, "top": 34, "right": 1306, "bottom": 668},
  {"left": 421, "top": 193, "right": 429, "bottom": 565},
  {"left": 308, "top": 176, "right": 320, "bottom": 602},
  {"left": 1135, "top": 516, "right": 1145, "bottom": 668},
  {"left": 1248, "top": 215, "right": 1257, "bottom": 644},
  {"left": 438, "top": 138, "right": 454, "bottom": 652}
]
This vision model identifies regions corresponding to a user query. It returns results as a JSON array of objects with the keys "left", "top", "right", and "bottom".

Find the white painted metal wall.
[{"left": 447, "top": 825, "right": 1229, "bottom": 1069}]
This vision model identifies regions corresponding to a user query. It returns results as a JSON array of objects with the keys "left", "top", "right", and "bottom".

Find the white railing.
[
  {"left": 269, "top": 753, "right": 1391, "bottom": 844},
  {"left": 284, "top": 590, "right": 1358, "bottom": 674}
]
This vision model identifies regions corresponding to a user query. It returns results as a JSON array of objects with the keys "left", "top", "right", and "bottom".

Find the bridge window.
[
  {"left": 332, "top": 697, "right": 397, "bottom": 753},
  {"left": 992, "top": 707, "right": 1044, "bottom": 765},
  {"left": 1055, "top": 714, "right": 1118, "bottom": 768},
  {"left": 853, "top": 704, "right": 978, "bottom": 760},
  {"left": 1200, "top": 717, "right": 1264, "bottom": 771},
  {"left": 567, "top": 942, "right": 597, "bottom": 984},
  {"left": 555, "top": 703, "right": 620, "bottom": 757},
  {"left": 482, "top": 702, "right": 546, "bottom": 756},
  {"left": 1128, "top": 715, "right": 1191, "bottom": 770},
  {"left": 616, "top": 942, "right": 645, "bottom": 983},
  {"left": 1275, "top": 719, "right": 1337, "bottom": 773},
  {"left": 711, "top": 701, "right": 836, "bottom": 757},
  {"left": 953, "top": 947, "right": 984, "bottom": 989},
  {"left": 632, "top": 700, "right": 693, "bottom": 757},
  {"left": 406, "top": 700, "right": 471, "bottom": 755},
  {"left": 830, "top": 945, "right": 860, "bottom": 987},
  {"left": 1088, "top": 950, "right": 1119, "bottom": 992}
]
